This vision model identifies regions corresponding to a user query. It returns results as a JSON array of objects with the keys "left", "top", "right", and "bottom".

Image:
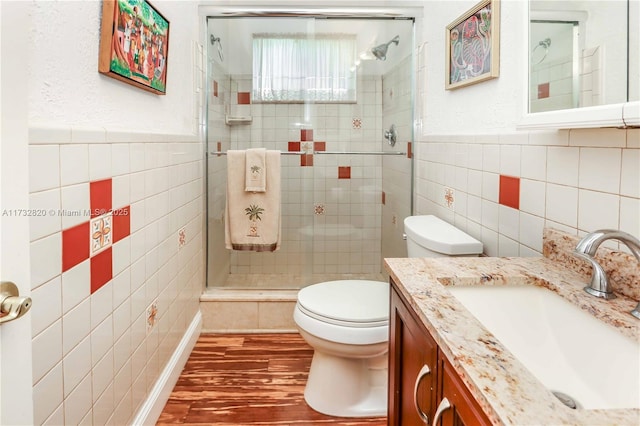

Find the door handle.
[
  {"left": 414, "top": 364, "right": 431, "bottom": 424},
  {"left": 0, "top": 281, "right": 32, "bottom": 324}
]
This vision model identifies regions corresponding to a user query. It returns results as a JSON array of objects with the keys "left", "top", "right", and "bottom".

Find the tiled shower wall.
[
  {"left": 381, "top": 55, "right": 413, "bottom": 263},
  {"left": 208, "top": 73, "right": 389, "bottom": 282},
  {"left": 414, "top": 128, "right": 640, "bottom": 257},
  {"left": 27, "top": 127, "right": 204, "bottom": 425}
]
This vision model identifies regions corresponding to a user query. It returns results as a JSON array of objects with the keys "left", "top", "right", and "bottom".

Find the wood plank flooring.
[{"left": 157, "top": 333, "right": 387, "bottom": 425}]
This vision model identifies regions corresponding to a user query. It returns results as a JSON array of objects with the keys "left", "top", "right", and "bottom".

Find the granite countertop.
[{"left": 384, "top": 255, "right": 640, "bottom": 426}]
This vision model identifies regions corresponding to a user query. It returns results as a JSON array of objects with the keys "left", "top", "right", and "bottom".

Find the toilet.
[{"left": 293, "top": 215, "right": 483, "bottom": 417}]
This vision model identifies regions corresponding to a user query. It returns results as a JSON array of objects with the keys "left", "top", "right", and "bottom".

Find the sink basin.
[{"left": 447, "top": 284, "right": 640, "bottom": 410}]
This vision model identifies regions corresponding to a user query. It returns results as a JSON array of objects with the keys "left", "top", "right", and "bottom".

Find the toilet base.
[{"left": 304, "top": 350, "right": 388, "bottom": 417}]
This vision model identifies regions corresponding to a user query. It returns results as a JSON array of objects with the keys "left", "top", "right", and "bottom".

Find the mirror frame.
[{"left": 518, "top": 1, "right": 639, "bottom": 129}]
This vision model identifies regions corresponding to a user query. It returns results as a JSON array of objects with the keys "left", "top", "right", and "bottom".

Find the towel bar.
[{"left": 209, "top": 151, "right": 407, "bottom": 156}]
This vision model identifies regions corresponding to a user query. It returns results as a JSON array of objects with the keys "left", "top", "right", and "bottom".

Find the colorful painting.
[
  {"left": 445, "top": 0, "right": 500, "bottom": 90},
  {"left": 99, "top": 0, "right": 169, "bottom": 95}
]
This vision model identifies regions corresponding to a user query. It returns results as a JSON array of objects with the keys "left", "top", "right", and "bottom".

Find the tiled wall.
[
  {"left": 381, "top": 55, "right": 414, "bottom": 263},
  {"left": 28, "top": 127, "right": 204, "bottom": 425},
  {"left": 208, "top": 73, "right": 390, "bottom": 282},
  {"left": 414, "top": 128, "right": 640, "bottom": 257}
]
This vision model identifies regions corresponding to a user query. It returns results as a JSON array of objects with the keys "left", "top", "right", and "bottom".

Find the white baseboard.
[{"left": 131, "top": 310, "right": 202, "bottom": 426}]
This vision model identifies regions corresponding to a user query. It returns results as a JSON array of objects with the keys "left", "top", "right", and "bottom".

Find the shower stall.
[{"left": 204, "top": 11, "right": 415, "bottom": 293}]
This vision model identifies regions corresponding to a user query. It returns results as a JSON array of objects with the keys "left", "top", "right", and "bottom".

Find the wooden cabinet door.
[
  {"left": 389, "top": 284, "right": 438, "bottom": 426},
  {"left": 435, "top": 357, "right": 492, "bottom": 426}
]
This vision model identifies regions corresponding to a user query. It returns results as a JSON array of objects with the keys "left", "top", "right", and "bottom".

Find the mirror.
[{"left": 528, "top": 0, "right": 638, "bottom": 115}]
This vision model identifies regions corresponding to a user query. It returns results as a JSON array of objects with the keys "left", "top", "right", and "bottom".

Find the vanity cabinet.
[{"left": 389, "top": 281, "right": 491, "bottom": 426}]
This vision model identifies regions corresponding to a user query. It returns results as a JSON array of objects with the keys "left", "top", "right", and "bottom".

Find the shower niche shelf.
[{"left": 225, "top": 115, "right": 253, "bottom": 126}]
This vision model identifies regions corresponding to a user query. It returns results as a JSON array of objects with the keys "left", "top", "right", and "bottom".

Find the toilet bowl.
[
  {"left": 294, "top": 280, "right": 389, "bottom": 417},
  {"left": 294, "top": 215, "right": 483, "bottom": 418}
]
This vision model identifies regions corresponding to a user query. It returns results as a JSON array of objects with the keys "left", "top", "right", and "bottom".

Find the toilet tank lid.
[
  {"left": 404, "top": 215, "right": 483, "bottom": 255},
  {"left": 297, "top": 280, "right": 389, "bottom": 323}
]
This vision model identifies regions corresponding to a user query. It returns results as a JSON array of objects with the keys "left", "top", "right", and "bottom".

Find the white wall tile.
[
  {"left": 29, "top": 145, "right": 60, "bottom": 192},
  {"left": 89, "top": 144, "right": 112, "bottom": 180},
  {"left": 113, "top": 239, "right": 131, "bottom": 277},
  {"left": 620, "top": 149, "right": 639, "bottom": 198},
  {"left": 519, "top": 179, "right": 546, "bottom": 217},
  {"left": 578, "top": 148, "right": 621, "bottom": 193},
  {"left": 30, "top": 233, "right": 62, "bottom": 289},
  {"left": 33, "top": 362, "right": 63, "bottom": 426},
  {"left": 32, "top": 320, "right": 62, "bottom": 384},
  {"left": 60, "top": 144, "right": 89, "bottom": 186},
  {"left": 92, "top": 349, "right": 114, "bottom": 403},
  {"left": 91, "top": 316, "right": 114, "bottom": 367},
  {"left": 481, "top": 200, "right": 499, "bottom": 232},
  {"left": 112, "top": 174, "right": 131, "bottom": 208},
  {"left": 520, "top": 146, "right": 547, "bottom": 181},
  {"left": 467, "top": 195, "right": 482, "bottom": 224},
  {"left": 91, "top": 281, "right": 113, "bottom": 329},
  {"left": 481, "top": 172, "right": 499, "bottom": 202},
  {"left": 620, "top": 196, "right": 640, "bottom": 237},
  {"left": 546, "top": 183, "right": 578, "bottom": 228},
  {"left": 31, "top": 276, "right": 62, "bottom": 337},
  {"left": 578, "top": 189, "right": 619, "bottom": 231},
  {"left": 499, "top": 145, "right": 521, "bottom": 176},
  {"left": 60, "top": 183, "right": 90, "bottom": 229},
  {"left": 63, "top": 336, "right": 91, "bottom": 397},
  {"left": 62, "top": 298, "right": 91, "bottom": 355},
  {"left": 130, "top": 172, "right": 146, "bottom": 203},
  {"left": 519, "top": 212, "right": 545, "bottom": 252},
  {"left": 547, "top": 147, "right": 579, "bottom": 186},
  {"left": 498, "top": 234, "right": 519, "bottom": 256},
  {"left": 112, "top": 144, "right": 131, "bottom": 176},
  {"left": 61, "top": 260, "right": 90, "bottom": 314},
  {"left": 29, "top": 189, "right": 61, "bottom": 241},
  {"left": 498, "top": 205, "right": 520, "bottom": 240},
  {"left": 63, "top": 373, "right": 92, "bottom": 426},
  {"left": 467, "top": 170, "right": 482, "bottom": 196},
  {"left": 481, "top": 227, "right": 498, "bottom": 256},
  {"left": 41, "top": 404, "right": 64, "bottom": 426},
  {"left": 482, "top": 145, "right": 500, "bottom": 173},
  {"left": 93, "top": 382, "right": 115, "bottom": 426}
]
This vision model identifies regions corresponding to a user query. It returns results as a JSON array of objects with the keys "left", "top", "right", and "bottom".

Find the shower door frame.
[{"left": 200, "top": 4, "right": 421, "bottom": 290}]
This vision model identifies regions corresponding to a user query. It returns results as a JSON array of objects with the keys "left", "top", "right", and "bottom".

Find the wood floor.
[{"left": 157, "top": 333, "right": 387, "bottom": 425}]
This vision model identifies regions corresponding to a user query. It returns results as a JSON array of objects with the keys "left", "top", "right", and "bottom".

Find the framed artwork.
[
  {"left": 98, "top": 0, "right": 169, "bottom": 95},
  {"left": 445, "top": 0, "right": 500, "bottom": 90}
]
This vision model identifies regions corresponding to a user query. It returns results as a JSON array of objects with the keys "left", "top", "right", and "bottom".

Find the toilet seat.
[
  {"left": 297, "top": 280, "right": 389, "bottom": 326},
  {"left": 294, "top": 280, "right": 389, "bottom": 345}
]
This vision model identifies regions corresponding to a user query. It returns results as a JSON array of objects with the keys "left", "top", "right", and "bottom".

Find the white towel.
[
  {"left": 225, "top": 150, "right": 281, "bottom": 252},
  {"left": 245, "top": 148, "right": 267, "bottom": 192}
]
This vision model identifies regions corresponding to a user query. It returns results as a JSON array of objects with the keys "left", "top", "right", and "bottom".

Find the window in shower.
[{"left": 252, "top": 33, "right": 357, "bottom": 102}]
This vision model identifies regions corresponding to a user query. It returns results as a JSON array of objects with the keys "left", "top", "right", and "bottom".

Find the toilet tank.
[{"left": 404, "top": 215, "right": 483, "bottom": 258}]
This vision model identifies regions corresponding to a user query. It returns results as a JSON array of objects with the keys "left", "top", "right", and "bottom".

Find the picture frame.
[
  {"left": 445, "top": 0, "right": 500, "bottom": 90},
  {"left": 98, "top": 0, "right": 170, "bottom": 95}
]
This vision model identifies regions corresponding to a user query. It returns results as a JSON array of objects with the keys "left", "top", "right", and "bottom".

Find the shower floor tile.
[{"left": 156, "top": 333, "right": 387, "bottom": 425}]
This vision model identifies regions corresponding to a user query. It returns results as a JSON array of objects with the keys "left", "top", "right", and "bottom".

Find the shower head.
[
  {"left": 210, "top": 34, "right": 224, "bottom": 61},
  {"left": 371, "top": 35, "right": 400, "bottom": 61}
]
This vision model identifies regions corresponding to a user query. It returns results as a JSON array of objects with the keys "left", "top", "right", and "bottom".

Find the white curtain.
[{"left": 252, "top": 33, "right": 357, "bottom": 102}]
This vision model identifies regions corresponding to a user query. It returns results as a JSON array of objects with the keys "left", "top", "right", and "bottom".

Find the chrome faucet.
[{"left": 573, "top": 229, "right": 640, "bottom": 319}]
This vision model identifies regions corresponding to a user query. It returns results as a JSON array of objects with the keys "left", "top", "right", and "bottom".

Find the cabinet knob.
[
  {"left": 432, "top": 397, "right": 451, "bottom": 426},
  {"left": 414, "top": 364, "right": 431, "bottom": 424}
]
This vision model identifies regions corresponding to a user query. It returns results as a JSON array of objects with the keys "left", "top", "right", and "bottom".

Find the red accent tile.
[
  {"left": 314, "top": 142, "right": 326, "bottom": 152},
  {"left": 213, "top": 80, "right": 218, "bottom": 97},
  {"left": 112, "top": 205, "right": 130, "bottom": 243},
  {"left": 90, "top": 179, "right": 112, "bottom": 218},
  {"left": 237, "top": 92, "right": 251, "bottom": 104},
  {"left": 217, "top": 141, "right": 222, "bottom": 157},
  {"left": 499, "top": 175, "right": 520, "bottom": 210},
  {"left": 301, "top": 129, "right": 313, "bottom": 141},
  {"left": 407, "top": 142, "right": 413, "bottom": 159},
  {"left": 62, "top": 222, "right": 90, "bottom": 272},
  {"left": 382, "top": 191, "right": 386, "bottom": 205},
  {"left": 338, "top": 166, "right": 351, "bottom": 179},
  {"left": 301, "top": 154, "right": 314, "bottom": 167},
  {"left": 538, "top": 82, "right": 550, "bottom": 99},
  {"left": 288, "top": 142, "right": 301, "bottom": 152},
  {"left": 91, "top": 248, "right": 112, "bottom": 294}
]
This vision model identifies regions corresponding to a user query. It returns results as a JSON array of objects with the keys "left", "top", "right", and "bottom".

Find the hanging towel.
[
  {"left": 225, "top": 150, "right": 281, "bottom": 252},
  {"left": 245, "top": 148, "right": 267, "bottom": 192}
]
